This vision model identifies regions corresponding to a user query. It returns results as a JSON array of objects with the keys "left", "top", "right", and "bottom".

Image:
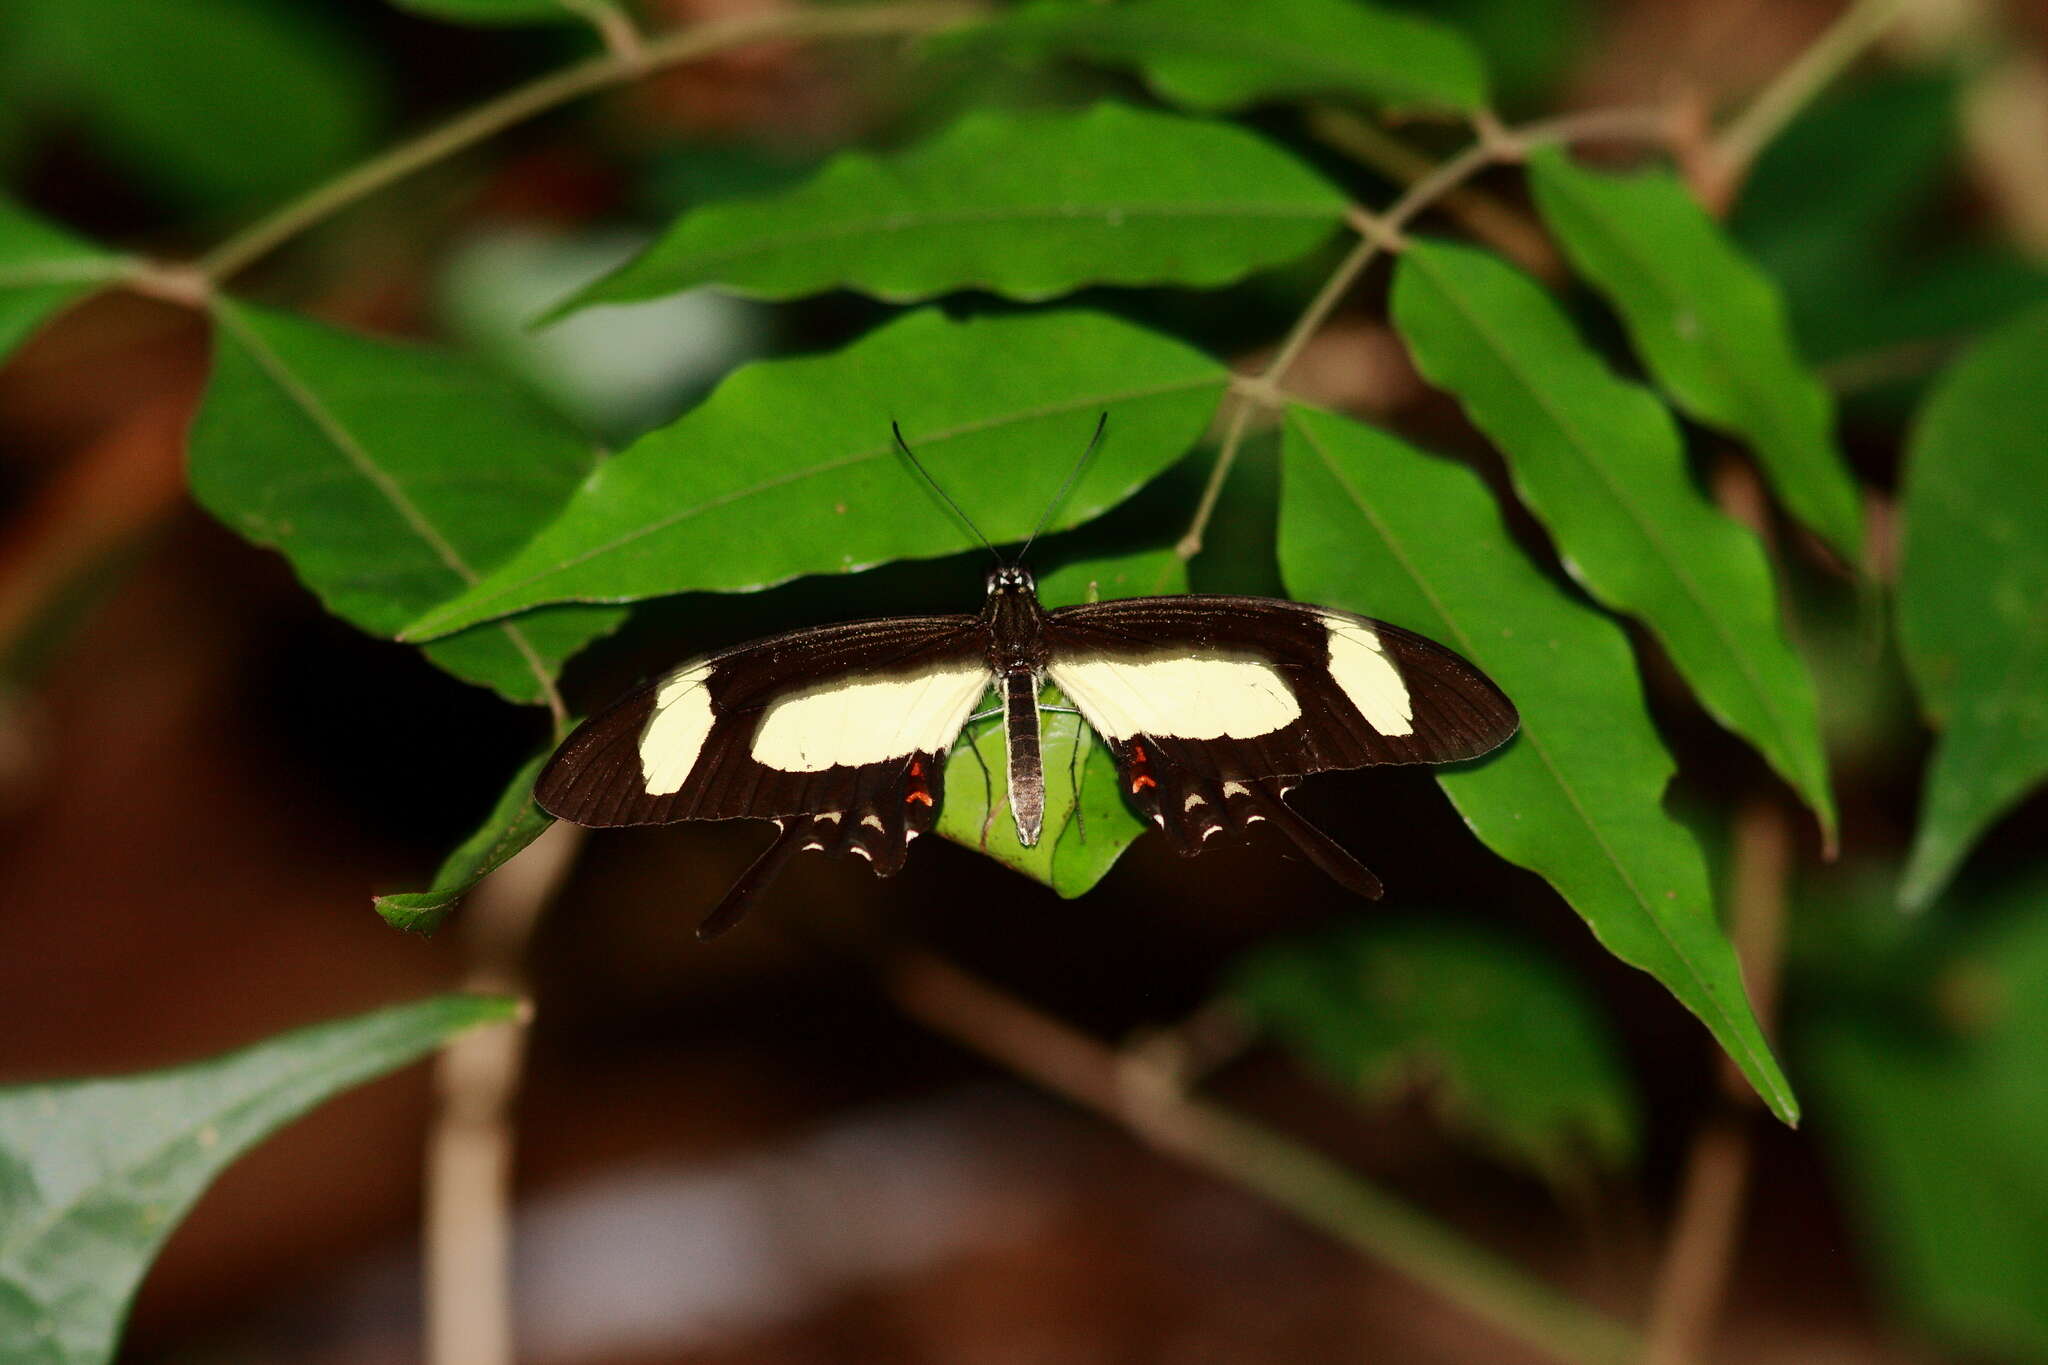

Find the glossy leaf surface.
[
  {"left": 1391, "top": 238, "right": 1834, "bottom": 841},
  {"left": 0, "top": 995, "right": 513, "bottom": 1365},
  {"left": 557, "top": 104, "right": 1349, "bottom": 312},
  {"left": 190, "top": 302, "right": 625, "bottom": 705},
  {"left": 1896, "top": 302, "right": 2048, "bottom": 909},
  {"left": 1528, "top": 147, "right": 1863, "bottom": 561},
  {"left": 1280, "top": 405, "right": 1794, "bottom": 1122},
  {"left": 402, "top": 308, "right": 1229, "bottom": 640}
]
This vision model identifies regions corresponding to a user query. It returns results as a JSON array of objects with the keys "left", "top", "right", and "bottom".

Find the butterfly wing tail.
[
  {"left": 1238, "top": 783, "right": 1383, "bottom": 900},
  {"left": 697, "top": 819, "right": 810, "bottom": 940}
]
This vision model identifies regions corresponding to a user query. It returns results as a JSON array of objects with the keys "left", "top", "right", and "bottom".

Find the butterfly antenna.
[
  {"left": 1018, "top": 412, "right": 1107, "bottom": 563},
  {"left": 893, "top": 421, "right": 998, "bottom": 560}
]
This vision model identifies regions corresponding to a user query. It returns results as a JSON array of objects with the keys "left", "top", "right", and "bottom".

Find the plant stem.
[
  {"left": 1306, "top": 107, "right": 1561, "bottom": 277},
  {"left": 196, "top": 0, "right": 984, "bottom": 284},
  {"left": 888, "top": 953, "right": 1641, "bottom": 1365},
  {"left": 1640, "top": 794, "right": 1793, "bottom": 1365},
  {"left": 1174, "top": 105, "right": 1674, "bottom": 562},
  {"left": 1707, "top": 0, "right": 1907, "bottom": 206},
  {"left": 424, "top": 819, "right": 586, "bottom": 1365}
]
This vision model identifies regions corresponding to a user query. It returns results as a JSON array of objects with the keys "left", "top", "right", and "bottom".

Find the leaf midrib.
[
  {"left": 1403, "top": 250, "right": 1821, "bottom": 809},
  {"left": 648, "top": 199, "right": 1345, "bottom": 281},
  {"left": 0, "top": 258, "right": 126, "bottom": 290},
  {"left": 404, "top": 371, "right": 1228, "bottom": 639},
  {"left": 1536, "top": 171, "right": 1816, "bottom": 489},
  {"left": 1287, "top": 411, "right": 1791, "bottom": 1118},
  {"left": 216, "top": 306, "right": 563, "bottom": 702}
]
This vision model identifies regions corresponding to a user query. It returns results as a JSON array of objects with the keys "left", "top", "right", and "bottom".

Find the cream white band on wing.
[
  {"left": 749, "top": 662, "right": 992, "bottom": 773},
  {"left": 1049, "top": 651, "right": 1302, "bottom": 741},
  {"left": 640, "top": 661, "right": 718, "bottom": 795},
  {"left": 1322, "top": 616, "right": 1413, "bottom": 736}
]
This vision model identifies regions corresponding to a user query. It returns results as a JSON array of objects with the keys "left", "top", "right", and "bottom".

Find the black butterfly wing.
[
  {"left": 1043, "top": 595, "right": 1516, "bottom": 891},
  {"left": 536, "top": 612, "right": 992, "bottom": 934},
  {"left": 1043, "top": 594, "right": 1516, "bottom": 780}
]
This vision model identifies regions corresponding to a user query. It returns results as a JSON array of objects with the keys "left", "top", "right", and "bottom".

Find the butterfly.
[{"left": 535, "top": 418, "right": 1518, "bottom": 937}]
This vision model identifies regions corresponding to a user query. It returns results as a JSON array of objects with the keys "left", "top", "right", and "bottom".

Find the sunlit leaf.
[
  {"left": 1804, "top": 869, "right": 2048, "bottom": 1359},
  {"left": 1232, "top": 917, "right": 1639, "bottom": 1181},
  {"left": 554, "top": 104, "right": 1349, "bottom": 313},
  {"left": 938, "top": 550, "right": 1186, "bottom": 895},
  {"left": 1896, "top": 302, "right": 2048, "bottom": 910},
  {"left": 376, "top": 743, "right": 558, "bottom": 934},
  {"left": 1527, "top": 147, "right": 1863, "bottom": 562},
  {"left": 1280, "top": 404, "right": 1795, "bottom": 1123},
  {"left": 1391, "top": 238, "right": 1834, "bottom": 842},
  {"left": 189, "top": 301, "right": 625, "bottom": 706},
  {"left": 0, "top": 995, "right": 514, "bottom": 1365},
  {"left": 0, "top": 196, "right": 125, "bottom": 364},
  {"left": 14, "top": 0, "right": 382, "bottom": 211},
  {"left": 953, "top": 0, "right": 1486, "bottom": 114},
  {"left": 401, "top": 308, "right": 1229, "bottom": 641}
]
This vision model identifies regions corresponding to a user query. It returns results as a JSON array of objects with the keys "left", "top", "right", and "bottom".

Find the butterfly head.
[{"left": 985, "top": 564, "right": 1036, "bottom": 597}]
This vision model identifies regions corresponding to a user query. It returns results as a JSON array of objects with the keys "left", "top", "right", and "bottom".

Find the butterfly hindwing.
[{"left": 1110, "top": 738, "right": 1384, "bottom": 899}]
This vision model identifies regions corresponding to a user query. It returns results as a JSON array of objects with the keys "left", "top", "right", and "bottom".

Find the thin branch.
[
  {"left": 1639, "top": 794, "right": 1793, "bottom": 1365},
  {"left": 424, "top": 819, "right": 587, "bottom": 1365},
  {"left": 196, "top": 0, "right": 984, "bottom": 283},
  {"left": 1174, "top": 105, "right": 1675, "bottom": 562},
  {"left": 1705, "top": 0, "right": 1907, "bottom": 209},
  {"left": 568, "top": 0, "right": 648, "bottom": 68},
  {"left": 1306, "top": 107, "right": 1561, "bottom": 278},
  {"left": 888, "top": 953, "right": 1640, "bottom": 1365}
]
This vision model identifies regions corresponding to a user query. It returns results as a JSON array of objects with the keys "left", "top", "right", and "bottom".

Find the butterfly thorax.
[{"left": 980, "top": 567, "right": 1050, "bottom": 675}]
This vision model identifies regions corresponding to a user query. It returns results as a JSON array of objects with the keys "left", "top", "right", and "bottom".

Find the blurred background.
[{"left": 4, "top": 0, "right": 2048, "bottom": 1361}]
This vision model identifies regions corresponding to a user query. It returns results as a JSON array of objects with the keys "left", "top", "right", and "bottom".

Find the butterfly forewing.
[
  {"left": 535, "top": 613, "right": 990, "bottom": 829},
  {"left": 1043, "top": 595, "right": 1518, "bottom": 781}
]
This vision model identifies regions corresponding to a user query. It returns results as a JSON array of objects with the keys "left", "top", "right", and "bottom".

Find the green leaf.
[
  {"left": 189, "top": 301, "right": 626, "bottom": 706},
  {"left": 1280, "top": 404, "right": 1795, "bottom": 1123},
  {"left": 0, "top": 197, "right": 125, "bottom": 364},
  {"left": 1804, "top": 872, "right": 2048, "bottom": 1359},
  {"left": 376, "top": 744, "right": 557, "bottom": 934},
  {"left": 938, "top": 549, "right": 1186, "bottom": 895},
  {"left": 389, "top": 0, "right": 608, "bottom": 24},
  {"left": 1384, "top": 0, "right": 1585, "bottom": 107},
  {"left": 1390, "top": 239, "right": 1834, "bottom": 843},
  {"left": 0, "top": 994, "right": 513, "bottom": 1365},
  {"left": 955, "top": 0, "right": 1487, "bottom": 114},
  {"left": 15, "top": 0, "right": 382, "bottom": 211},
  {"left": 1232, "top": 918, "right": 1638, "bottom": 1181},
  {"left": 400, "top": 308, "right": 1229, "bottom": 641},
  {"left": 1896, "top": 302, "right": 2048, "bottom": 910},
  {"left": 555, "top": 104, "right": 1350, "bottom": 313},
  {"left": 1526, "top": 147, "right": 1864, "bottom": 563}
]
